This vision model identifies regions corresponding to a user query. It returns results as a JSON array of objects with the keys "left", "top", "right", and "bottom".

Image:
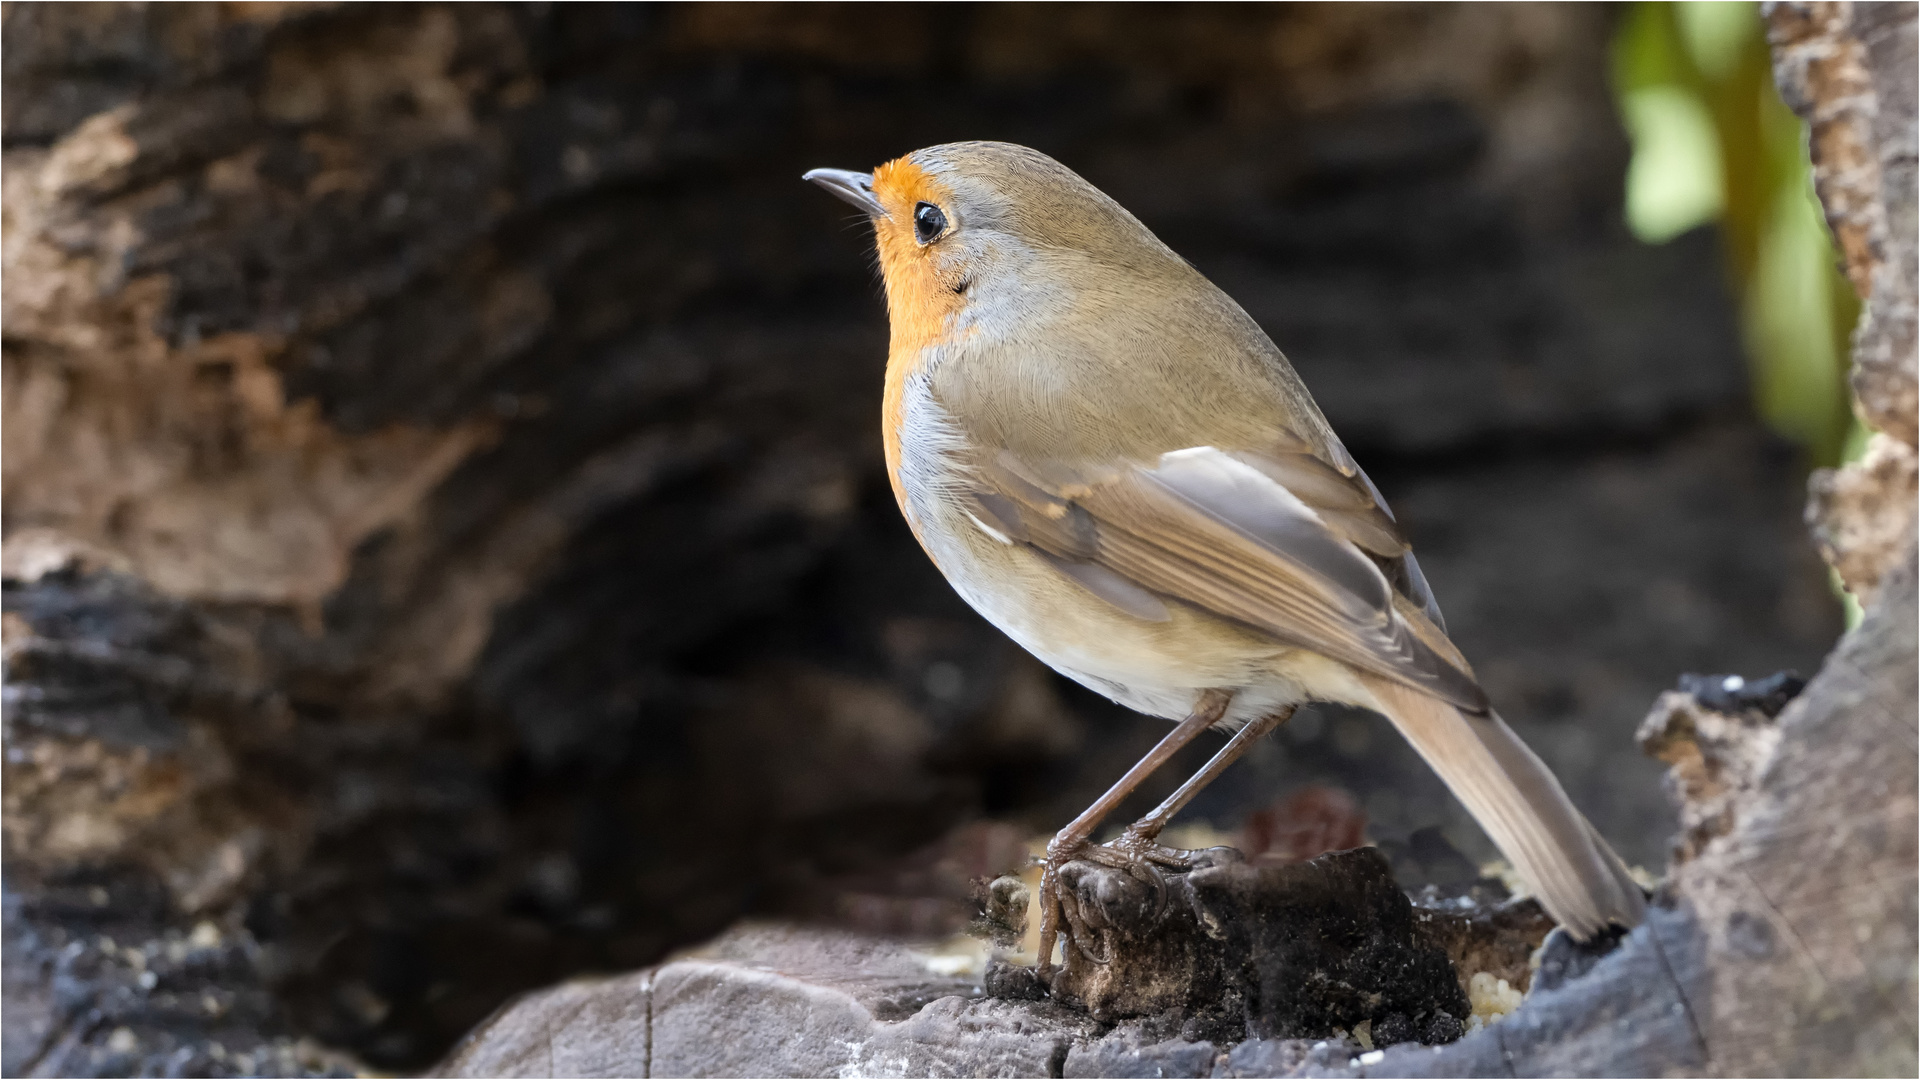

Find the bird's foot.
[
  {"left": 1035, "top": 831, "right": 1091, "bottom": 978},
  {"left": 1035, "top": 824, "right": 1197, "bottom": 978},
  {"left": 1081, "top": 823, "right": 1198, "bottom": 879}
]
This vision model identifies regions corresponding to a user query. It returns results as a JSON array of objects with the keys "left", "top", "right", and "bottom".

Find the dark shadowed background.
[{"left": 1, "top": 4, "right": 1844, "bottom": 1074}]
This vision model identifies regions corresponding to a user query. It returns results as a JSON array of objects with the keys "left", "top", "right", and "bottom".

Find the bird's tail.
[{"left": 1362, "top": 674, "right": 1646, "bottom": 939}]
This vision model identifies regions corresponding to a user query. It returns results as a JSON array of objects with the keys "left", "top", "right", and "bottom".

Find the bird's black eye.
[{"left": 913, "top": 202, "right": 948, "bottom": 244}]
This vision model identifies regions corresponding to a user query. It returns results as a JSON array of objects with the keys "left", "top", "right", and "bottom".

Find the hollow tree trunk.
[{"left": 0, "top": 4, "right": 1898, "bottom": 1077}]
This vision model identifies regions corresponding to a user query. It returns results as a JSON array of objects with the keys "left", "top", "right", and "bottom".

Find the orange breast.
[{"left": 870, "top": 158, "right": 967, "bottom": 537}]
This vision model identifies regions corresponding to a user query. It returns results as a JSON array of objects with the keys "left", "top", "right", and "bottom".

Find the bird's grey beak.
[{"left": 803, "top": 168, "right": 885, "bottom": 217}]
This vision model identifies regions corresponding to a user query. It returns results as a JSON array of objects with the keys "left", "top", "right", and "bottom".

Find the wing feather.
[{"left": 971, "top": 445, "right": 1487, "bottom": 713}]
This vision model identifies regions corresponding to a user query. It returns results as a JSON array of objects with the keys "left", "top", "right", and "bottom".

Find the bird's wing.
[
  {"left": 1318, "top": 444, "right": 1449, "bottom": 632},
  {"left": 963, "top": 443, "right": 1488, "bottom": 713}
]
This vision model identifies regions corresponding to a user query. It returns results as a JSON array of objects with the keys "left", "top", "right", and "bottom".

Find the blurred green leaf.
[
  {"left": 1611, "top": 1, "right": 1860, "bottom": 467},
  {"left": 1623, "top": 86, "right": 1725, "bottom": 242},
  {"left": 1746, "top": 174, "right": 1849, "bottom": 457},
  {"left": 1676, "top": 1, "right": 1757, "bottom": 82}
]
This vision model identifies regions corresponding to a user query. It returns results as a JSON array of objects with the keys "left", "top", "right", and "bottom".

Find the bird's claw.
[
  {"left": 1035, "top": 825, "right": 1199, "bottom": 976},
  {"left": 1082, "top": 825, "right": 1198, "bottom": 921},
  {"left": 1035, "top": 833, "right": 1087, "bottom": 977}
]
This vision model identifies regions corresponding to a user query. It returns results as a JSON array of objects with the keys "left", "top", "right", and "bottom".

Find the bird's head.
[{"left": 805, "top": 141, "right": 1186, "bottom": 351}]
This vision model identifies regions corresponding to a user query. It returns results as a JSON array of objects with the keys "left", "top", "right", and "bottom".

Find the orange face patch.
[
  {"left": 870, "top": 158, "right": 965, "bottom": 359},
  {"left": 871, "top": 157, "right": 967, "bottom": 525}
]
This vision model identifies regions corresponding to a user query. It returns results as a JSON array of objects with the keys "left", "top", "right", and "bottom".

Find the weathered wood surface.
[
  {"left": 1768, "top": 0, "right": 1917, "bottom": 447},
  {"left": 1770, "top": 1, "right": 1920, "bottom": 615}
]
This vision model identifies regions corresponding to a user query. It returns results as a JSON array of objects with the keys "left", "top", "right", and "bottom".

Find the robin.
[{"left": 805, "top": 141, "right": 1645, "bottom": 975}]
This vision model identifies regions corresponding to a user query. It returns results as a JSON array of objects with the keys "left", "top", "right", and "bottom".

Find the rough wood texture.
[
  {"left": 1768, "top": 1, "right": 1920, "bottom": 624},
  {"left": 433, "top": 893, "right": 1509, "bottom": 1079},
  {"left": 1049, "top": 848, "right": 1473, "bottom": 1041},
  {"left": 1767, "top": 1, "right": 1918, "bottom": 447},
  {"left": 1806, "top": 429, "right": 1919, "bottom": 603}
]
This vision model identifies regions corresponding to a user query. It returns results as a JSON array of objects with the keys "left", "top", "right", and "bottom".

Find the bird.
[{"left": 804, "top": 141, "right": 1645, "bottom": 976}]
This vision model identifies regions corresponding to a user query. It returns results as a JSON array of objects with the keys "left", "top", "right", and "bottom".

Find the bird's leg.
[
  {"left": 1036, "top": 689, "right": 1232, "bottom": 977},
  {"left": 1119, "top": 704, "right": 1297, "bottom": 851},
  {"left": 1072, "top": 706, "right": 1295, "bottom": 923}
]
